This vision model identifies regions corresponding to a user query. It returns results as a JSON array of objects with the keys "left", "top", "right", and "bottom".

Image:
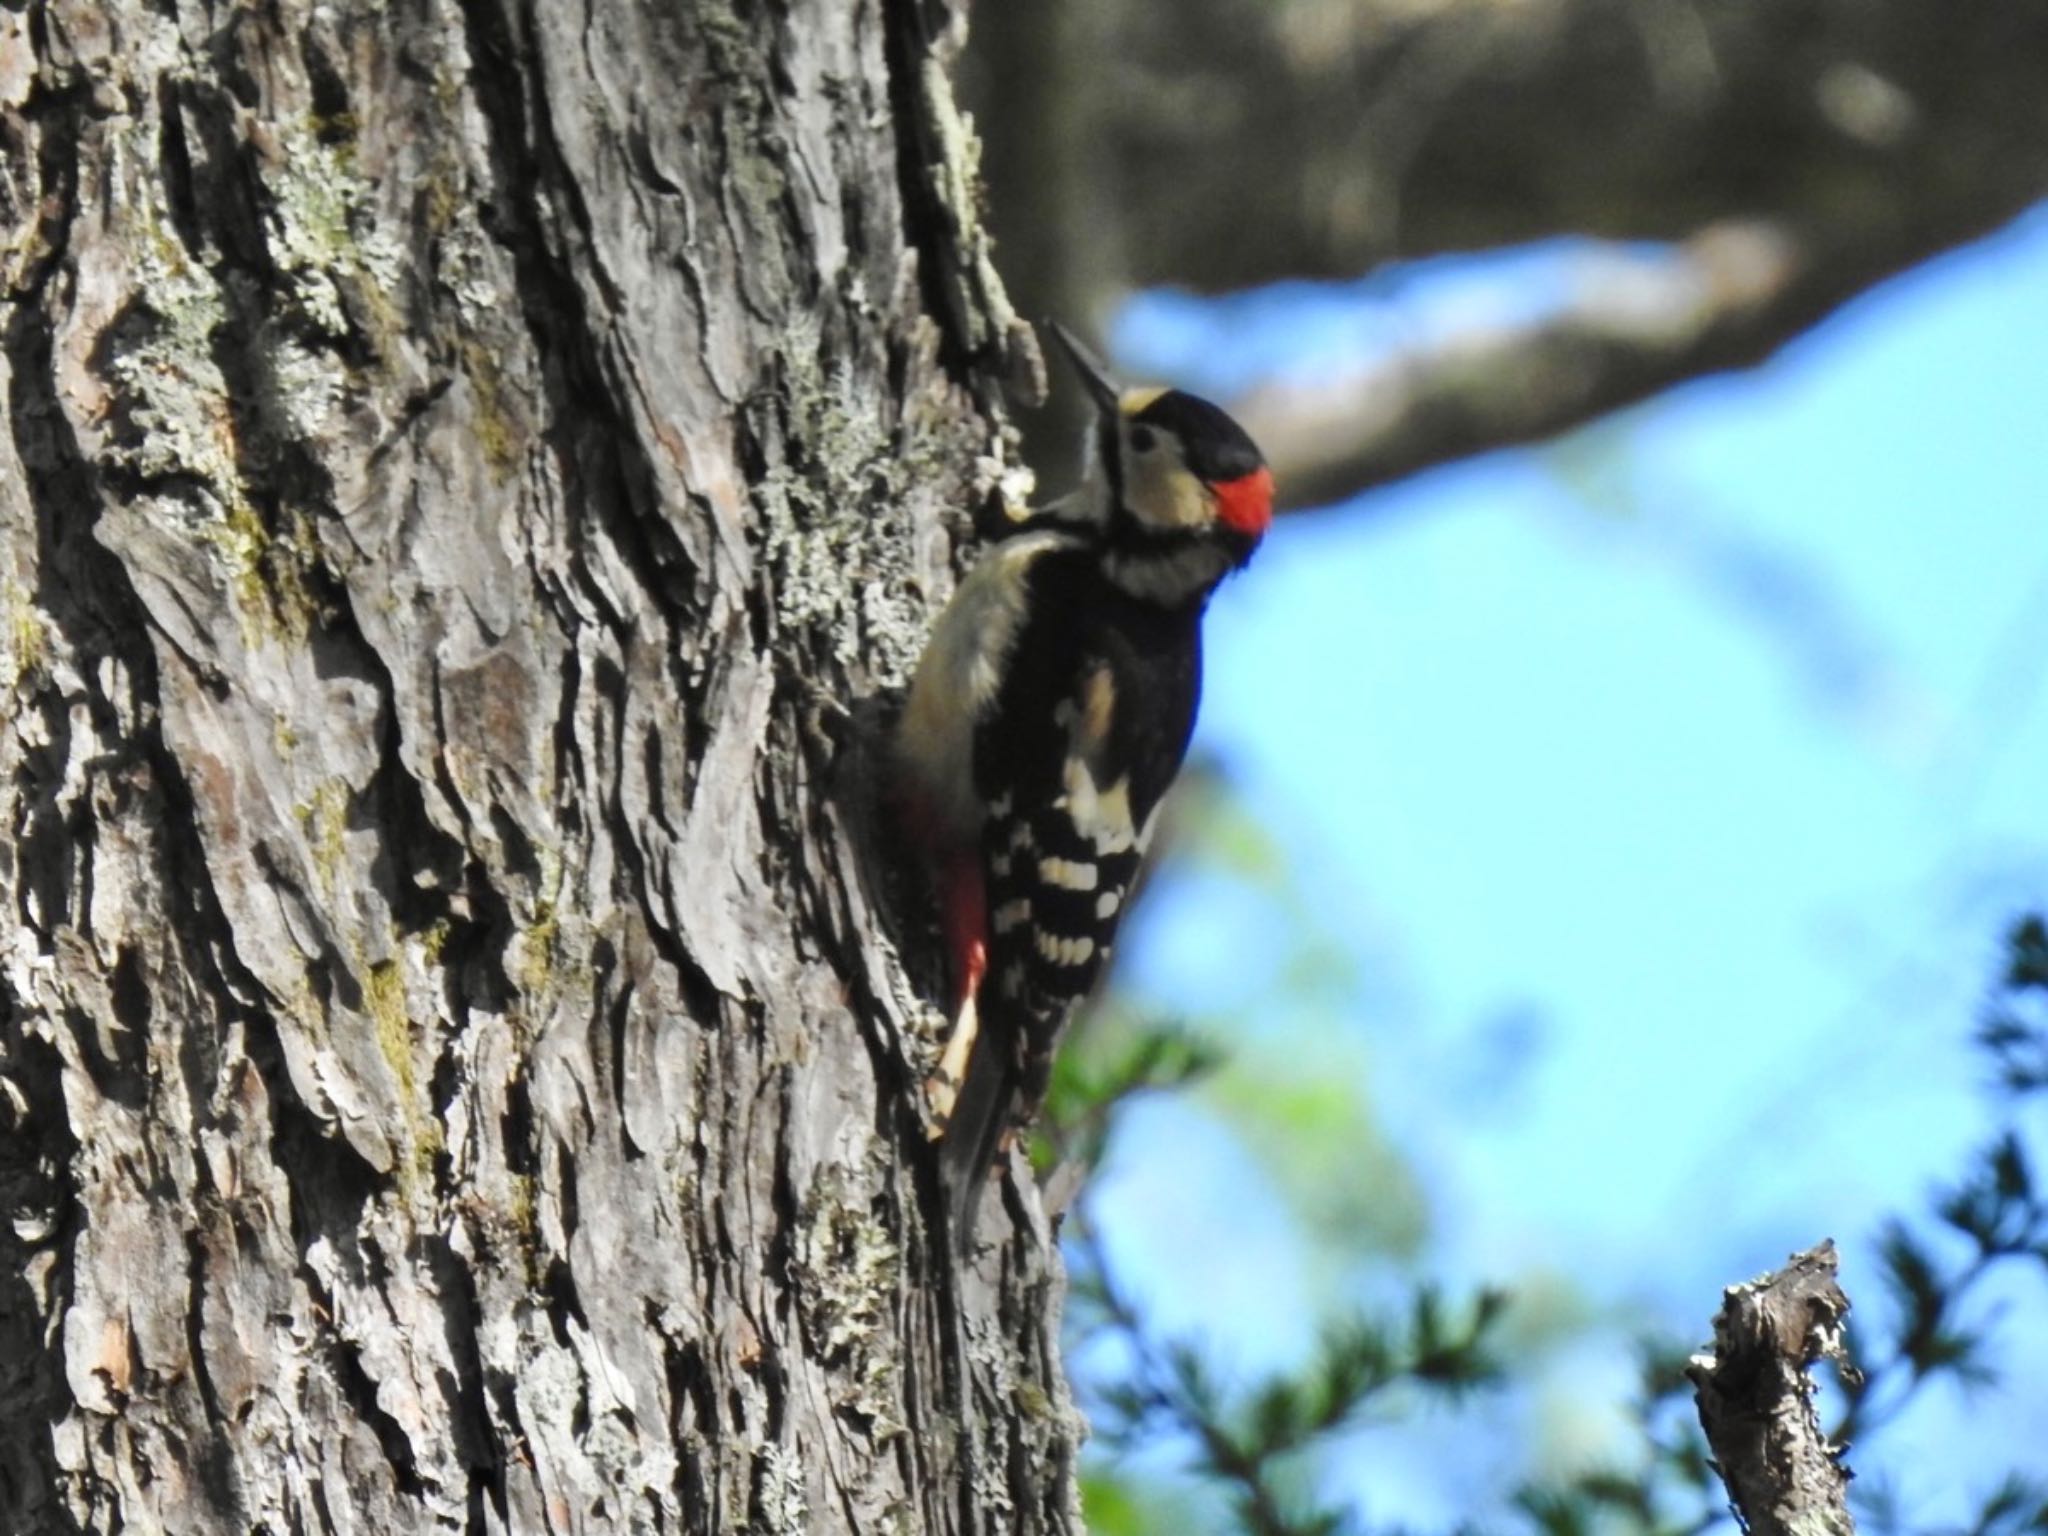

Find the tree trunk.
[{"left": 0, "top": 0, "right": 1072, "bottom": 1530}]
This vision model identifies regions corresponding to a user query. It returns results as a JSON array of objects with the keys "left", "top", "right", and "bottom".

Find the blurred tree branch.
[
  {"left": 1236, "top": 217, "right": 1926, "bottom": 509},
  {"left": 1072, "top": 0, "right": 2047, "bottom": 289},
  {"left": 977, "top": 0, "right": 2048, "bottom": 291},
  {"left": 968, "top": 0, "right": 2048, "bottom": 507}
]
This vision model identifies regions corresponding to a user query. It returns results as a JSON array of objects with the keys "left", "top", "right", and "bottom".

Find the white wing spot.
[
  {"left": 1038, "top": 857, "right": 1098, "bottom": 891},
  {"left": 993, "top": 899, "right": 1031, "bottom": 934},
  {"left": 1095, "top": 890, "right": 1121, "bottom": 919},
  {"left": 1034, "top": 932, "right": 1097, "bottom": 968},
  {"left": 1061, "top": 757, "right": 1137, "bottom": 855}
]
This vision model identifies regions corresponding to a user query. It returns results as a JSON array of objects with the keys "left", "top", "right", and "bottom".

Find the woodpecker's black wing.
[{"left": 940, "top": 550, "right": 1205, "bottom": 1241}]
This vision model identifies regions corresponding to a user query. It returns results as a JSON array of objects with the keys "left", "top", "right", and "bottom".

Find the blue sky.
[{"left": 1083, "top": 208, "right": 2048, "bottom": 1524}]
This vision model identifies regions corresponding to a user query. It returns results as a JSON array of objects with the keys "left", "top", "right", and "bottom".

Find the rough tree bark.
[{"left": 0, "top": 0, "right": 1072, "bottom": 1531}]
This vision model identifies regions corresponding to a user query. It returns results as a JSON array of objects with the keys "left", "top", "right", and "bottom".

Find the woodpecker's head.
[{"left": 1046, "top": 322, "right": 1274, "bottom": 596}]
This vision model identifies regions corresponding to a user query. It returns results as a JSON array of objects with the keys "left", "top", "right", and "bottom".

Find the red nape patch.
[{"left": 1214, "top": 466, "right": 1274, "bottom": 536}]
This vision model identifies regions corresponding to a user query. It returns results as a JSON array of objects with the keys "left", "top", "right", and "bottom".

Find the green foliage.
[
  {"left": 1082, "top": 1467, "right": 1227, "bottom": 1536},
  {"left": 1978, "top": 915, "right": 2048, "bottom": 1094},
  {"left": 1825, "top": 925, "right": 2048, "bottom": 1466},
  {"left": 1067, "top": 905, "right": 2048, "bottom": 1536},
  {"left": 1041, "top": 1010, "right": 1226, "bottom": 1175},
  {"left": 1203, "top": 1065, "right": 1427, "bottom": 1262},
  {"left": 1071, "top": 1192, "right": 1506, "bottom": 1536},
  {"left": 1050, "top": 994, "right": 1505, "bottom": 1534}
]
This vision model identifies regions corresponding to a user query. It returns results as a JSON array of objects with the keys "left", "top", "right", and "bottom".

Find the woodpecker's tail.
[{"left": 938, "top": 1008, "right": 1018, "bottom": 1254}]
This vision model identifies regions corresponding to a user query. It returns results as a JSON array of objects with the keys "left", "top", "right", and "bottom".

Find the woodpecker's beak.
[{"left": 1046, "top": 320, "right": 1121, "bottom": 416}]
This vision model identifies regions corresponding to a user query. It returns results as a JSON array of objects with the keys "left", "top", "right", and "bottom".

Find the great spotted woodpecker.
[{"left": 896, "top": 321, "right": 1274, "bottom": 1244}]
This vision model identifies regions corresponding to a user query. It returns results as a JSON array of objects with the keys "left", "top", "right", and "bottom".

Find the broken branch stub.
[{"left": 1689, "top": 1240, "right": 1857, "bottom": 1536}]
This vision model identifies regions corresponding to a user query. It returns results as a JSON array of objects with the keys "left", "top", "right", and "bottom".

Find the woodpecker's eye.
[{"left": 1128, "top": 425, "right": 1158, "bottom": 453}]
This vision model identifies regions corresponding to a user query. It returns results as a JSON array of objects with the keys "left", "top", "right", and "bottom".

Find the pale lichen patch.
[
  {"left": 101, "top": 198, "right": 332, "bottom": 645},
  {"left": 106, "top": 215, "right": 240, "bottom": 493},
  {"left": 753, "top": 1441, "right": 809, "bottom": 1536},
  {"left": 755, "top": 316, "right": 972, "bottom": 686},
  {"left": 964, "top": 1315, "right": 1021, "bottom": 1522},
  {"left": 268, "top": 333, "right": 346, "bottom": 441},
  {"left": 262, "top": 123, "right": 404, "bottom": 343},
  {"left": 792, "top": 1158, "right": 904, "bottom": 1439}
]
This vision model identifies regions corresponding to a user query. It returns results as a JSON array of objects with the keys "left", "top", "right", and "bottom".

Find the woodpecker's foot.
[{"left": 923, "top": 994, "right": 980, "bottom": 1140}]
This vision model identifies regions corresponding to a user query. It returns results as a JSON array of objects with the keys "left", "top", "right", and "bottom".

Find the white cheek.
[{"left": 1127, "top": 451, "right": 1212, "bottom": 531}]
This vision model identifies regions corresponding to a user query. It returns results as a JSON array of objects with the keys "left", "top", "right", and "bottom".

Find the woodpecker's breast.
[{"left": 896, "top": 530, "right": 1084, "bottom": 842}]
